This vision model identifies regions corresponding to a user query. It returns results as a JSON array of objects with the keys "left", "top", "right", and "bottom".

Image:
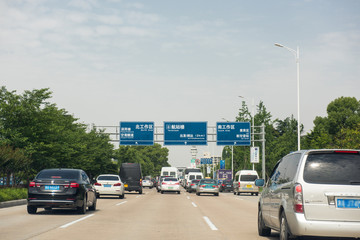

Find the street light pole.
[{"left": 274, "top": 43, "right": 301, "bottom": 151}]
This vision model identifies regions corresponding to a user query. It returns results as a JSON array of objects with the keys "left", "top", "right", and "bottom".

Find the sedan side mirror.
[{"left": 255, "top": 179, "right": 265, "bottom": 187}]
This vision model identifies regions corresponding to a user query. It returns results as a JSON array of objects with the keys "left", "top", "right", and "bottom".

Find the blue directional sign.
[
  {"left": 120, "top": 122, "right": 154, "bottom": 146},
  {"left": 201, "top": 158, "right": 213, "bottom": 164},
  {"left": 164, "top": 122, "right": 207, "bottom": 145},
  {"left": 216, "top": 122, "right": 251, "bottom": 146}
]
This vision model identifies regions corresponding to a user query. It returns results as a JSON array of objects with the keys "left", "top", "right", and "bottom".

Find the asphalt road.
[{"left": 0, "top": 188, "right": 281, "bottom": 240}]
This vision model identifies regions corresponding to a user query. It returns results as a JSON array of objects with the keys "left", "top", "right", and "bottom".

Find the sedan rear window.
[
  {"left": 200, "top": 180, "right": 216, "bottom": 184},
  {"left": 97, "top": 176, "right": 120, "bottom": 181},
  {"left": 304, "top": 152, "right": 360, "bottom": 185},
  {"left": 164, "top": 178, "right": 177, "bottom": 181},
  {"left": 37, "top": 170, "right": 79, "bottom": 180}
]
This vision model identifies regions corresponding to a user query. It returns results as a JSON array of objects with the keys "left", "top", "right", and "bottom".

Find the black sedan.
[
  {"left": 219, "top": 179, "right": 234, "bottom": 192},
  {"left": 27, "top": 168, "right": 97, "bottom": 214}
]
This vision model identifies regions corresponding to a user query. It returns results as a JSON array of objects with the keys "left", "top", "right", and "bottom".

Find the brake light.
[
  {"left": 212, "top": 185, "right": 218, "bottom": 188},
  {"left": 70, "top": 183, "right": 79, "bottom": 188},
  {"left": 175, "top": 182, "right": 180, "bottom": 185},
  {"left": 334, "top": 150, "right": 359, "bottom": 154},
  {"left": 294, "top": 183, "right": 304, "bottom": 213},
  {"left": 191, "top": 184, "right": 195, "bottom": 186},
  {"left": 162, "top": 182, "right": 167, "bottom": 185},
  {"left": 238, "top": 182, "right": 241, "bottom": 187},
  {"left": 94, "top": 182, "right": 102, "bottom": 186},
  {"left": 114, "top": 183, "right": 121, "bottom": 187},
  {"left": 200, "top": 185, "right": 205, "bottom": 187},
  {"left": 29, "top": 182, "right": 36, "bottom": 187},
  {"left": 222, "top": 184, "right": 225, "bottom": 187}
]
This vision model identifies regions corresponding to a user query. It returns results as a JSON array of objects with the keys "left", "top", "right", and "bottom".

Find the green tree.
[{"left": 114, "top": 144, "right": 169, "bottom": 177}]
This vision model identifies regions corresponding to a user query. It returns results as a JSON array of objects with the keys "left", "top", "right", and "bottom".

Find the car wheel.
[
  {"left": 44, "top": 207, "right": 52, "bottom": 211},
  {"left": 27, "top": 206, "right": 37, "bottom": 214},
  {"left": 215, "top": 193, "right": 219, "bottom": 196},
  {"left": 119, "top": 193, "right": 125, "bottom": 199},
  {"left": 178, "top": 191, "right": 181, "bottom": 194},
  {"left": 280, "top": 211, "right": 292, "bottom": 240},
  {"left": 196, "top": 192, "right": 200, "bottom": 196},
  {"left": 139, "top": 189, "right": 142, "bottom": 194},
  {"left": 89, "top": 198, "right": 97, "bottom": 211},
  {"left": 161, "top": 191, "right": 164, "bottom": 194},
  {"left": 233, "top": 191, "right": 236, "bottom": 195},
  {"left": 77, "top": 198, "right": 87, "bottom": 214},
  {"left": 258, "top": 207, "right": 271, "bottom": 236}
]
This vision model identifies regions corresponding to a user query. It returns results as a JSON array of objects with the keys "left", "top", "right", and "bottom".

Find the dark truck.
[{"left": 119, "top": 163, "right": 143, "bottom": 194}]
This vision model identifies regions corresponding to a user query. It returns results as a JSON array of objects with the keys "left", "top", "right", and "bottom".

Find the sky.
[{"left": 1, "top": 0, "right": 360, "bottom": 168}]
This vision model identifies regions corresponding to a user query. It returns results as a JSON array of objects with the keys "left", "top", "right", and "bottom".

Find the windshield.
[
  {"left": 37, "top": 170, "right": 79, "bottom": 180},
  {"left": 240, "top": 175, "right": 258, "bottom": 181},
  {"left": 97, "top": 175, "right": 119, "bottom": 181},
  {"left": 304, "top": 152, "right": 360, "bottom": 185}
]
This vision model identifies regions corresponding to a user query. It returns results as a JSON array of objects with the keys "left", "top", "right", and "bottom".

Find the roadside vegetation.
[{"left": 0, "top": 86, "right": 359, "bottom": 201}]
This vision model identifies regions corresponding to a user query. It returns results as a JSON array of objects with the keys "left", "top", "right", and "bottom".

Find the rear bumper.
[
  {"left": 198, "top": 188, "right": 219, "bottom": 194},
  {"left": 288, "top": 213, "right": 360, "bottom": 238},
  {"left": 27, "top": 199, "right": 79, "bottom": 208}
]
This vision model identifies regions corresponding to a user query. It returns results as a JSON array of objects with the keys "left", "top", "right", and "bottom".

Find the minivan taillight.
[{"left": 294, "top": 183, "right": 304, "bottom": 213}]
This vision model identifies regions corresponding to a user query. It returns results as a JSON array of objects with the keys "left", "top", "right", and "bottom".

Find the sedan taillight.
[
  {"left": 94, "top": 182, "right": 102, "bottom": 186},
  {"left": 70, "top": 182, "right": 79, "bottom": 188},
  {"left": 114, "top": 183, "right": 122, "bottom": 187},
  {"left": 29, "top": 182, "right": 36, "bottom": 187}
]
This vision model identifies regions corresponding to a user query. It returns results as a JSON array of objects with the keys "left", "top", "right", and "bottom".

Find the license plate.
[
  {"left": 104, "top": 184, "right": 111, "bottom": 188},
  {"left": 246, "top": 185, "right": 253, "bottom": 188},
  {"left": 337, "top": 198, "right": 360, "bottom": 208},
  {"left": 45, "top": 185, "right": 60, "bottom": 190},
  {"left": 168, "top": 187, "right": 173, "bottom": 189},
  {"left": 124, "top": 184, "right": 128, "bottom": 188},
  {"left": 226, "top": 185, "right": 232, "bottom": 187}
]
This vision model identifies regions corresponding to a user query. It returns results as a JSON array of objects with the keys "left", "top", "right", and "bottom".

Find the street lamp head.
[{"left": 274, "top": 43, "right": 284, "bottom": 48}]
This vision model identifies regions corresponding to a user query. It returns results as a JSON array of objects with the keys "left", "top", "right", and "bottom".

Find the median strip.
[{"left": 59, "top": 214, "right": 94, "bottom": 229}]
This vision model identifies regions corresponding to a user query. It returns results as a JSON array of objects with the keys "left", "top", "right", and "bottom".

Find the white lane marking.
[
  {"left": 187, "top": 196, "right": 190, "bottom": 200},
  {"left": 191, "top": 202, "right": 197, "bottom": 208},
  {"left": 59, "top": 214, "right": 94, "bottom": 229},
  {"left": 116, "top": 201, "right": 128, "bottom": 206},
  {"left": 203, "top": 216, "right": 218, "bottom": 231}
]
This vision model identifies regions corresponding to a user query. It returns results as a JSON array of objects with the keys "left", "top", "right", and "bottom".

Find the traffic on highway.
[{"left": 2, "top": 151, "right": 360, "bottom": 240}]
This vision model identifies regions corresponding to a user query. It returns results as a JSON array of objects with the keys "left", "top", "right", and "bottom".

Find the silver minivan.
[{"left": 256, "top": 149, "right": 360, "bottom": 240}]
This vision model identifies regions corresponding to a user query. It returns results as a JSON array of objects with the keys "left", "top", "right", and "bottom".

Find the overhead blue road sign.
[
  {"left": 164, "top": 122, "right": 207, "bottom": 146},
  {"left": 201, "top": 158, "right": 213, "bottom": 164},
  {"left": 216, "top": 122, "right": 251, "bottom": 146},
  {"left": 120, "top": 122, "right": 154, "bottom": 146}
]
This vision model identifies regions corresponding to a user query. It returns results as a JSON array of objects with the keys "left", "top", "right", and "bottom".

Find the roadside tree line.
[
  {"left": 0, "top": 87, "right": 169, "bottom": 187},
  {"left": 222, "top": 96, "right": 360, "bottom": 178}
]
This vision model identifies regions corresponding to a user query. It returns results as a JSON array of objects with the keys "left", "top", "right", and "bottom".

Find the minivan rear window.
[
  {"left": 304, "top": 153, "right": 360, "bottom": 185},
  {"left": 240, "top": 175, "right": 258, "bottom": 181}
]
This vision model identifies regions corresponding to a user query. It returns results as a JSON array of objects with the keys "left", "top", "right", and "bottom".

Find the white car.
[
  {"left": 142, "top": 177, "right": 154, "bottom": 188},
  {"left": 94, "top": 174, "right": 125, "bottom": 199},
  {"left": 160, "top": 177, "right": 180, "bottom": 194}
]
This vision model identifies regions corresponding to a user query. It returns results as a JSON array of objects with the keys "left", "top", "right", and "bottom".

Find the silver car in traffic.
[{"left": 256, "top": 149, "right": 360, "bottom": 240}]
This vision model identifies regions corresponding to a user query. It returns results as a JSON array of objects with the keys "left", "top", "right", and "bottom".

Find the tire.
[
  {"left": 119, "top": 193, "right": 125, "bottom": 199},
  {"left": 215, "top": 193, "right": 219, "bottom": 196},
  {"left": 280, "top": 211, "right": 292, "bottom": 240},
  {"left": 27, "top": 206, "right": 37, "bottom": 214},
  {"left": 44, "top": 207, "right": 52, "bottom": 211},
  {"left": 258, "top": 207, "right": 271, "bottom": 236},
  {"left": 196, "top": 192, "right": 200, "bottom": 196},
  {"left": 233, "top": 191, "right": 236, "bottom": 195},
  {"left": 89, "top": 198, "right": 97, "bottom": 211},
  {"left": 161, "top": 191, "right": 164, "bottom": 194},
  {"left": 139, "top": 189, "right": 142, "bottom": 194},
  {"left": 77, "top": 198, "right": 87, "bottom": 214}
]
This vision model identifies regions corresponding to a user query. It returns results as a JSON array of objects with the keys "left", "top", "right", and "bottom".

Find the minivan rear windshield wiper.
[{"left": 349, "top": 181, "right": 360, "bottom": 185}]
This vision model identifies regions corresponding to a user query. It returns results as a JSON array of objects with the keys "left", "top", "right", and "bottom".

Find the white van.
[
  {"left": 160, "top": 167, "right": 178, "bottom": 179},
  {"left": 186, "top": 172, "right": 203, "bottom": 190},
  {"left": 233, "top": 170, "right": 259, "bottom": 196}
]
